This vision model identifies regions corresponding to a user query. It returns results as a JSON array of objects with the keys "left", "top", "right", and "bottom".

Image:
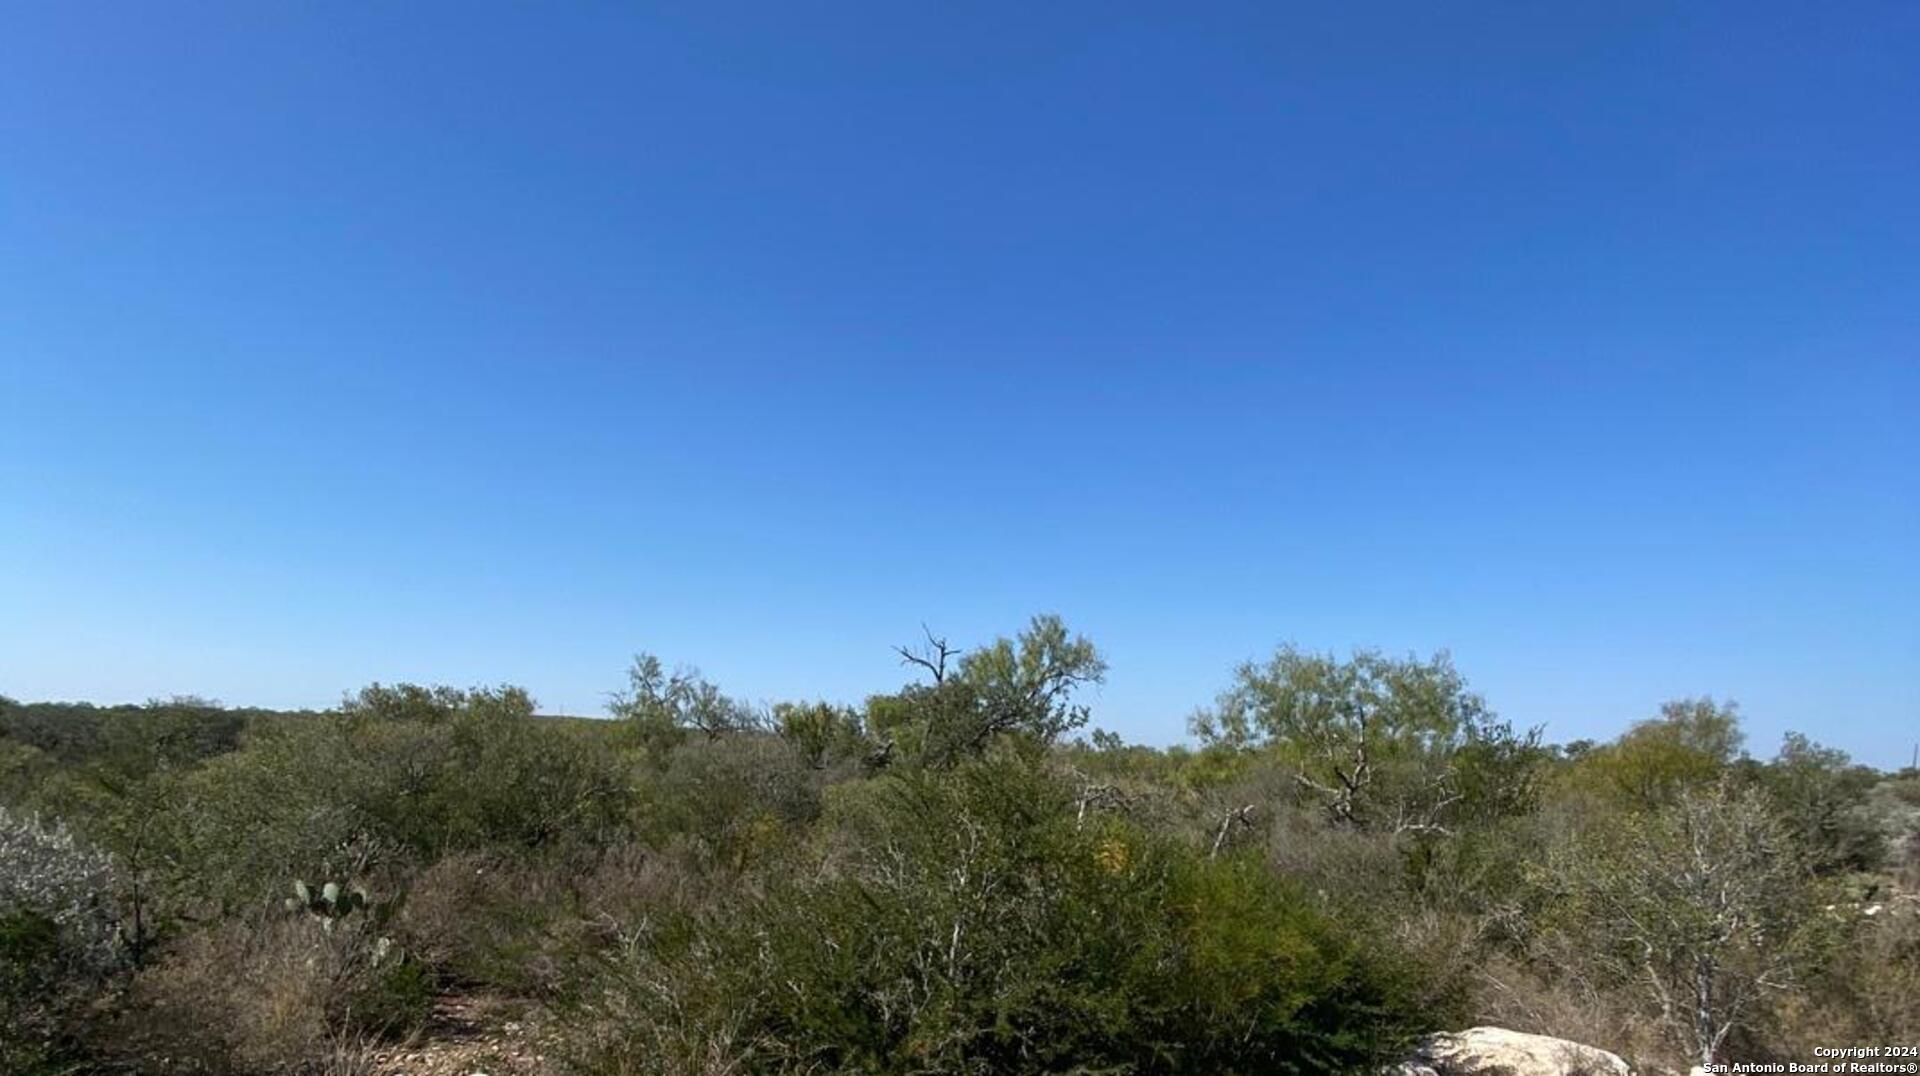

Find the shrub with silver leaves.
[{"left": 0, "top": 803, "right": 123, "bottom": 973}]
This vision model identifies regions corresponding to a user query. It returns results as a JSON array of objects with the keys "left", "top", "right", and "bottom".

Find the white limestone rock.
[{"left": 1389, "top": 1026, "right": 1633, "bottom": 1076}]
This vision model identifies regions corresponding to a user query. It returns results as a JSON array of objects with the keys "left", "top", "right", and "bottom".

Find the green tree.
[
  {"left": 1576, "top": 697, "right": 1745, "bottom": 809},
  {"left": 874, "top": 615, "right": 1108, "bottom": 767},
  {"left": 1760, "top": 732, "right": 1882, "bottom": 875},
  {"left": 1192, "top": 647, "right": 1535, "bottom": 834},
  {"left": 609, "top": 654, "right": 760, "bottom": 754},
  {"left": 339, "top": 683, "right": 469, "bottom": 725},
  {"left": 774, "top": 701, "right": 866, "bottom": 769},
  {"left": 955, "top": 614, "right": 1107, "bottom": 745}
]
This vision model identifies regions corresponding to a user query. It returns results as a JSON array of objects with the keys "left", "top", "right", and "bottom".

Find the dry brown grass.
[
  {"left": 396, "top": 840, "right": 716, "bottom": 999},
  {"left": 113, "top": 911, "right": 424, "bottom": 1075},
  {"left": 1468, "top": 952, "right": 1677, "bottom": 1074}
]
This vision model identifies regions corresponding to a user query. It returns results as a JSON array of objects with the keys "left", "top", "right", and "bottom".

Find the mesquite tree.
[{"left": 1192, "top": 647, "right": 1538, "bottom": 834}]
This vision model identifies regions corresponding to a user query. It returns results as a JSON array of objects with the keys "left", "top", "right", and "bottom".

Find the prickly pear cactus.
[{"left": 284, "top": 878, "right": 370, "bottom": 932}]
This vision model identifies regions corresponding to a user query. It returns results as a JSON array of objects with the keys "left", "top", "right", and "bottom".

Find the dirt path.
[{"left": 369, "top": 995, "right": 554, "bottom": 1076}]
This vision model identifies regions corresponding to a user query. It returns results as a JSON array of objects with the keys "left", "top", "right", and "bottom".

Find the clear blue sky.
[{"left": 2, "top": 3, "right": 1914, "bottom": 765}]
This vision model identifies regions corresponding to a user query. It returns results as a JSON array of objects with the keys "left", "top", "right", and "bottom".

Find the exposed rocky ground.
[
  {"left": 1390, "top": 1027, "right": 1635, "bottom": 1076},
  {"left": 368, "top": 996, "right": 553, "bottom": 1076}
]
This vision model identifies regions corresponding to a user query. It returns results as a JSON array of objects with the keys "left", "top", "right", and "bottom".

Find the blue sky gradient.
[{"left": 2, "top": 3, "right": 1915, "bottom": 764}]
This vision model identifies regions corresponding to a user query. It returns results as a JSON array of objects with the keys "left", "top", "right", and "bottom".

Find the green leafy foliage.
[
  {"left": 610, "top": 654, "right": 763, "bottom": 756},
  {"left": 0, "top": 909, "right": 82, "bottom": 1075},
  {"left": 1192, "top": 647, "right": 1540, "bottom": 835},
  {"left": 1756, "top": 732, "right": 1883, "bottom": 875},
  {"left": 1569, "top": 697, "right": 1746, "bottom": 809},
  {"left": 774, "top": 700, "right": 868, "bottom": 768},
  {"left": 576, "top": 754, "right": 1441, "bottom": 1075},
  {"left": 868, "top": 615, "right": 1108, "bottom": 769},
  {"left": 0, "top": 623, "right": 1912, "bottom": 1075}
]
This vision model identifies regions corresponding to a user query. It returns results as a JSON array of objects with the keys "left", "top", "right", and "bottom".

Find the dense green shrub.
[
  {"left": 155, "top": 685, "right": 634, "bottom": 912},
  {"left": 399, "top": 842, "right": 718, "bottom": 999},
  {"left": 1752, "top": 733, "right": 1884, "bottom": 875},
  {"left": 0, "top": 738, "right": 57, "bottom": 805},
  {"left": 572, "top": 755, "right": 1445, "bottom": 1075},
  {"left": 636, "top": 735, "right": 834, "bottom": 864},
  {"left": 1, "top": 910, "right": 87, "bottom": 1075}
]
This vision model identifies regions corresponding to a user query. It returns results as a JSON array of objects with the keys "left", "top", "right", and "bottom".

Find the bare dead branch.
[{"left": 895, "top": 624, "right": 960, "bottom": 684}]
